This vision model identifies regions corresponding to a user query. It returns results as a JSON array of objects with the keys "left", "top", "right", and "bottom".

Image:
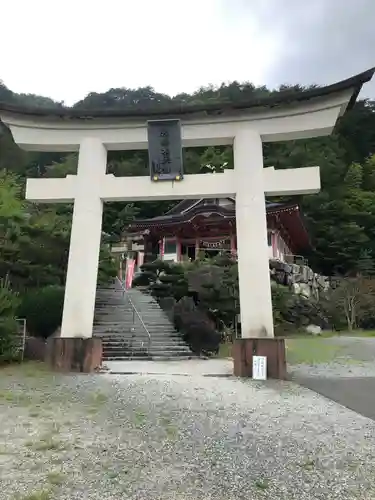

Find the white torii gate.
[
  {"left": 1, "top": 68, "right": 373, "bottom": 350},
  {"left": 25, "top": 131, "right": 319, "bottom": 339}
]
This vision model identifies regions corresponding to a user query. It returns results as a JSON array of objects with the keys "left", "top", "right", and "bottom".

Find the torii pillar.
[{"left": 0, "top": 67, "right": 373, "bottom": 375}]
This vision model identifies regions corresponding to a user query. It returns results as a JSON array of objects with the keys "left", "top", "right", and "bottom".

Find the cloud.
[
  {"left": 246, "top": 0, "right": 375, "bottom": 96},
  {"left": 1, "top": 0, "right": 374, "bottom": 103}
]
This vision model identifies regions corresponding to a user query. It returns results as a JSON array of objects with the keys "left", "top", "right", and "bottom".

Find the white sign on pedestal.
[{"left": 252, "top": 356, "right": 267, "bottom": 380}]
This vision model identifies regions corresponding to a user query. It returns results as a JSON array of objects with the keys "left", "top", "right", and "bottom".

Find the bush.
[
  {"left": 98, "top": 246, "right": 118, "bottom": 285},
  {"left": 18, "top": 285, "right": 65, "bottom": 338},
  {"left": 173, "top": 297, "right": 221, "bottom": 355},
  {"left": 0, "top": 276, "right": 20, "bottom": 362},
  {"left": 133, "top": 260, "right": 189, "bottom": 301},
  {"left": 0, "top": 316, "right": 19, "bottom": 362},
  {"left": 272, "top": 284, "right": 329, "bottom": 335}
]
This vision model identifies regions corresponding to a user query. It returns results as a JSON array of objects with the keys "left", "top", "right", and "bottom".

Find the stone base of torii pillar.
[
  {"left": 233, "top": 338, "right": 287, "bottom": 379},
  {"left": 45, "top": 337, "right": 102, "bottom": 373}
]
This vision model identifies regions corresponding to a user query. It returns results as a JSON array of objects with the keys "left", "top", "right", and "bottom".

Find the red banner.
[
  {"left": 159, "top": 238, "right": 165, "bottom": 260},
  {"left": 125, "top": 259, "right": 136, "bottom": 289}
]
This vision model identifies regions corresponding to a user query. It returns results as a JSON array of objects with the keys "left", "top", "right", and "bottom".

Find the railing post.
[{"left": 115, "top": 276, "right": 151, "bottom": 358}]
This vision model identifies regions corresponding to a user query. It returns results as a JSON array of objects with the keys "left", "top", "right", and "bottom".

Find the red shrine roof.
[{"left": 127, "top": 198, "right": 311, "bottom": 252}]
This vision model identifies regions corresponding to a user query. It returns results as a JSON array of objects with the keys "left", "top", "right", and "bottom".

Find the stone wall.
[{"left": 270, "top": 259, "right": 329, "bottom": 299}]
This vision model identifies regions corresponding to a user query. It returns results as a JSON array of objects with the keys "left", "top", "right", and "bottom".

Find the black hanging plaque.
[{"left": 147, "top": 119, "right": 183, "bottom": 181}]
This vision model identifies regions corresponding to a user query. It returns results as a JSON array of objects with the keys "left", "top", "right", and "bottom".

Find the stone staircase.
[{"left": 93, "top": 281, "right": 194, "bottom": 361}]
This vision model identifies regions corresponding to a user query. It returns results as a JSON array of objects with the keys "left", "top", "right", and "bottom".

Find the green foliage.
[
  {"left": 3, "top": 80, "right": 375, "bottom": 288},
  {"left": 327, "top": 276, "right": 375, "bottom": 331},
  {"left": 134, "top": 255, "right": 330, "bottom": 334},
  {"left": 97, "top": 247, "right": 118, "bottom": 285},
  {"left": 133, "top": 260, "right": 188, "bottom": 301},
  {"left": 271, "top": 285, "right": 328, "bottom": 334},
  {"left": 186, "top": 254, "right": 239, "bottom": 329},
  {"left": 344, "top": 162, "right": 363, "bottom": 189},
  {"left": 0, "top": 276, "right": 19, "bottom": 361},
  {"left": 18, "top": 286, "right": 65, "bottom": 338}
]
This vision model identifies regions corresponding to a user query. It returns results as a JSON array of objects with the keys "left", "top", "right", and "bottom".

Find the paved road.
[
  {"left": 291, "top": 337, "right": 375, "bottom": 420},
  {"left": 295, "top": 375, "right": 375, "bottom": 420}
]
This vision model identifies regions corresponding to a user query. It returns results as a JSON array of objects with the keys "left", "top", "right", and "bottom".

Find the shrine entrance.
[
  {"left": 180, "top": 244, "right": 196, "bottom": 261},
  {"left": 1, "top": 67, "right": 372, "bottom": 376}
]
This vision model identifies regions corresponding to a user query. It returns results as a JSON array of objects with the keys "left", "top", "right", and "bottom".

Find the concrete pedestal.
[
  {"left": 45, "top": 337, "right": 102, "bottom": 373},
  {"left": 233, "top": 338, "right": 286, "bottom": 380}
]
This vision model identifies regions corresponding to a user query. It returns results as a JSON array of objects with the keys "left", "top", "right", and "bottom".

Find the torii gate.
[
  {"left": 25, "top": 146, "right": 319, "bottom": 340},
  {"left": 0, "top": 67, "right": 373, "bottom": 375}
]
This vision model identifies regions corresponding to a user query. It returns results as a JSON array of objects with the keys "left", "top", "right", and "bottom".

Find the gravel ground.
[
  {"left": 104, "top": 359, "right": 233, "bottom": 376},
  {"left": 1, "top": 365, "right": 375, "bottom": 499}
]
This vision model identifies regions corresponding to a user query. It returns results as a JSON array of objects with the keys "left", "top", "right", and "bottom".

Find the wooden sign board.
[{"left": 147, "top": 119, "right": 183, "bottom": 181}]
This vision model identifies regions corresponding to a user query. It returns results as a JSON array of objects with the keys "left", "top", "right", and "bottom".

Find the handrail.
[{"left": 115, "top": 277, "right": 151, "bottom": 355}]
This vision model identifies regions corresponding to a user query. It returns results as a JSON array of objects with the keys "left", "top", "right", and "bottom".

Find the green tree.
[
  {"left": 0, "top": 275, "right": 19, "bottom": 361},
  {"left": 2, "top": 79, "right": 375, "bottom": 278}
]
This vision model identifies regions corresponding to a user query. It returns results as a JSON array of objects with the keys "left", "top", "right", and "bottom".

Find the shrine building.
[{"left": 125, "top": 197, "right": 309, "bottom": 266}]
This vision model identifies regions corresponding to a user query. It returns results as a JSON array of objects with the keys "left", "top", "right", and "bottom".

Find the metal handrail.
[
  {"left": 115, "top": 277, "right": 151, "bottom": 356},
  {"left": 15, "top": 317, "right": 27, "bottom": 361}
]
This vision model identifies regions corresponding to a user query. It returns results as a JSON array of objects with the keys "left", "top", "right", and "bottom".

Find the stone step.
[
  {"left": 95, "top": 333, "right": 180, "bottom": 339},
  {"left": 103, "top": 348, "right": 190, "bottom": 355},
  {"left": 93, "top": 325, "right": 177, "bottom": 331},
  {"left": 94, "top": 284, "right": 192, "bottom": 360},
  {"left": 101, "top": 339, "right": 186, "bottom": 345},
  {"left": 93, "top": 326, "right": 178, "bottom": 333},
  {"left": 103, "top": 354, "right": 195, "bottom": 362},
  {"left": 103, "top": 344, "right": 191, "bottom": 352}
]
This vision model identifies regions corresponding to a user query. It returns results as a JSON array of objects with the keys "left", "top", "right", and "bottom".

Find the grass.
[
  {"left": 15, "top": 490, "right": 51, "bottom": 500},
  {"left": 133, "top": 410, "right": 147, "bottom": 427},
  {"left": 285, "top": 329, "right": 375, "bottom": 339},
  {"left": 26, "top": 434, "right": 69, "bottom": 452},
  {"left": 1, "top": 362, "right": 51, "bottom": 378},
  {"left": 86, "top": 390, "right": 108, "bottom": 414},
  {"left": 286, "top": 337, "right": 368, "bottom": 365},
  {"left": 0, "top": 390, "right": 33, "bottom": 406},
  {"left": 46, "top": 471, "right": 65, "bottom": 486},
  {"left": 91, "top": 391, "right": 108, "bottom": 406},
  {"left": 254, "top": 479, "right": 269, "bottom": 490},
  {"left": 299, "top": 458, "right": 316, "bottom": 470},
  {"left": 0, "top": 446, "right": 15, "bottom": 455},
  {"left": 217, "top": 343, "right": 232, "bottom": 358},
  {"left": 285, "top": 338, "right": 345, "bottom": 365}
]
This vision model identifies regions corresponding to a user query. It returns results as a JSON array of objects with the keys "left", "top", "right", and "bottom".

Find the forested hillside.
[{"left": 2, "top": 79, "right": 375, "bottom": 283}]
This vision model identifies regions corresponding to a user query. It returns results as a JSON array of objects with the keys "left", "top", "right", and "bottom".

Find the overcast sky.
[{"left": 1, "top": 0, "right": 374, "bottom": 105}]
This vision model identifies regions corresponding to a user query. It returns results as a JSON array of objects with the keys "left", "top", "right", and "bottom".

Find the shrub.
[
  {"left": 173, "top": 297, "right": 221, "bottom": 355},
  {"left": 18, "top": 285, "right": 64, "bottom": 338},
  {"left": 0, "top": 317, "right": 19, "bottom": 362},
  {"left": 0, "top": 276, "right": 20, "bottom": 362},
  {"left": 272, "top": 284, "right": 329, "bottom": 335},
  {"left": 98, "top": 246, "right": 118, "bottom": 285},
  {"left": 133, "top": 260, "right": 189, "bottom": 301}
]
